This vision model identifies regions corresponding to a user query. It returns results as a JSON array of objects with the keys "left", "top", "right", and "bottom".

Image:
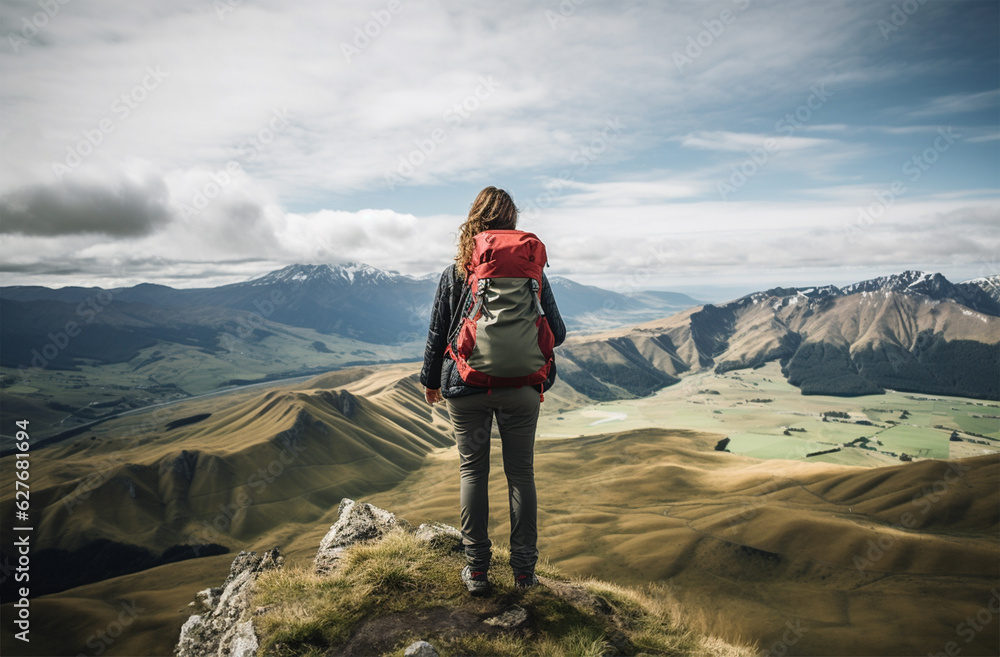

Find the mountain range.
[
  {"left": 558, "top": 270, "right": 1000, "bottom": 401},
  {"left": 0, "top": 262, "right": 701, "bottom": 370},
  {"left": 0, "top": 264, "right": 701, "bottom": 440},
  {"left": 1, "top": 266, "right": 998, "bottom": 448}
]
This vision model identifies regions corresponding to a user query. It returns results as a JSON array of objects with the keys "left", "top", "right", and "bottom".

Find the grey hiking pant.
[{"left": 447, "top": 386, "right": 540, "bottom": 574}]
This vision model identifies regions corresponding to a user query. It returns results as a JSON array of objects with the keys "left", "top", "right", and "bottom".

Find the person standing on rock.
[{"left": 421, "top": 186, "right": 566, "bottom": 595}]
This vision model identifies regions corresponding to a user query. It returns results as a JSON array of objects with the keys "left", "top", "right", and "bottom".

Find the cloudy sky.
[{"left": 1, "top": 0, "right": 997, "bottom": 297}]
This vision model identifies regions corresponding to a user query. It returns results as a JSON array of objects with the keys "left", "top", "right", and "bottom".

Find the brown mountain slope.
[
  {"left": 1, "top": 363, "right": 995, "bottom": 656},
  {"left": 367, "top": 428, "right": 1000, "bottom": 656},
  {"left": 0, "top": 365, "right": 451, "bottom": 599}
]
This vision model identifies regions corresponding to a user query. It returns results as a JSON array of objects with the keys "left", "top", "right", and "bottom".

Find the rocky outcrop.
[
  {"left": 176, "top": 499, "right": 463, "bottom": 657},
  {"left": 160, "top": 449, "right": 199, "bottom": 483},
  {"left": 314, "top": 498, "right": 410, "bottom": 573},
  {"left": 175, "top": 547, "right": 283, "bottom": 657},
  {"left": 337, "top": 390, "right": 358, "bottom": 418}
]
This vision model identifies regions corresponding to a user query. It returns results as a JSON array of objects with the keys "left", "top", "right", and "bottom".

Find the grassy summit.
[{"left": 252, "top": 529, "right": 751, "bottom": 657}]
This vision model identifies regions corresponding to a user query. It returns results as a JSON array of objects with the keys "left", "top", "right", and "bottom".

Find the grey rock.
[
  {"left": 314, "top": 498, "right": 407, "bottom": 574},
  {"left": 193, "top": 586, "right": 223, "bottom": 613},
  {"left": 175, "top": 547, "right": 283, "bottom": 657},
  {"left": 177, "top": 614, "right": 203, "bottom": 646},
  {"left": 113, "top": 475, "right": 138, "bottom": 498},
  {"left": 414, "top": 522, "right": 462, "bottom": 551},
  {"left": 403, "top": 640, "right": 439, "bottom": 657},
  {"left": 227, "top": 621, "right": 258, "bottom": 657},
  {"left": 483, "top": 604, "right": 528, "bottom": 629}
]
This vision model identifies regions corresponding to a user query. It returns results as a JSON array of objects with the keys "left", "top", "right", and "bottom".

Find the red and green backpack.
[{"left": 446, "top": 230, "right": 555, "bottom": 391}]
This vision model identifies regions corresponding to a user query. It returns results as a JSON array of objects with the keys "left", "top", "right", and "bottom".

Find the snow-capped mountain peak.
[
  {"left": 961, "top": 274, "right": 1000, "bottom": 304},
  {"left": 732, "top": 271, "right": 998, "bottom": 317},
  {"left": 245, "top": 263, "right": 402, "bottom": 287},
  {"left": 548, "top": 275, "right": 576, "bottom": 287},
  {"left": 840, "top": 270, "right": 941, "bottom": 295},
  {"left": 335, "top": 262, "right": 399, "bottom": 284}
]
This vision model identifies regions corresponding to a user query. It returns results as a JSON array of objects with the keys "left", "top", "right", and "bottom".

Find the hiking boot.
[
  {"left": 460, "top": 565, "right": 491, "bottom": 596},
  {"left": 514, "top": 572, "right": 538, "bottom": 589}
]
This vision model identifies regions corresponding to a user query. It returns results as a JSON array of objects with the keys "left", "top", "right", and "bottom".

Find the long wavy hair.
[{"left": 454, "top": 186, "right": 518, "bottom": 278}]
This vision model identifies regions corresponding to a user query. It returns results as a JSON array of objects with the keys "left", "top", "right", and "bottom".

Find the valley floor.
[{"left": 539, "top": 362, "right": 1000, "bottom": 466}]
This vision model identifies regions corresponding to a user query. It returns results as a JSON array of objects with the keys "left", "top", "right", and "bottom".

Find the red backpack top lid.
[{"left": 467, "top": 230, "right": 547, "bottom": 281}]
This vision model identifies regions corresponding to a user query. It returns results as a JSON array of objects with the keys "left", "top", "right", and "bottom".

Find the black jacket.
[{"left": 420, "top": 264, "right": 567, "bottom": 398}]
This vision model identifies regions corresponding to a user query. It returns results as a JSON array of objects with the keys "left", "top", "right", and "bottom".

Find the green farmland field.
[{"left": 539, "top": 362, "right": 1000, "bottom": 466}]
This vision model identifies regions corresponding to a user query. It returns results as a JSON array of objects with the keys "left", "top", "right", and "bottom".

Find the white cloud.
[
  {"left": 679, "top": 131, "right": 833, "bottom": 153},
  {"left": 0, "top": 0, "right": 895, "bottom": 198},
  {"left": 906, "top": 89, "right": 1000, "bottom": 118},
  {"left": 543, "top": 179, "right": 709, "bottom": 206},
  {"left": 526, "top": 184, "right": 1000, "bottom": 289},
  {"left": 0, "top": 0, "right": 995, "bottom": 292}
]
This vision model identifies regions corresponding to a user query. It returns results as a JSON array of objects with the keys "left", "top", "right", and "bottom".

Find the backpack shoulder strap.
[{"left": 446, "top": 273, "right": 473, "bottom": 344}]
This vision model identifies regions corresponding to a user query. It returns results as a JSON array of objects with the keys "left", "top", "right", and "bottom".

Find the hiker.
[{"left": 420, "top": 186, "right": 566, "bottom": 595}]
